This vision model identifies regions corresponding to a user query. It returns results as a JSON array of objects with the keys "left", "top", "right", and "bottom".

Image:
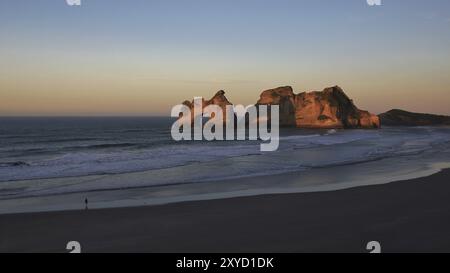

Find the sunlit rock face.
[
  {"left": 181, "top": 86, "right": 380, "bottom": 129},
  {"left": 257, "top": 85, "right": 380, "bottom": 129},
  {"left": 182, "top": 90, "right": 232, "bottom": 110},
  {"left": 257, "top": 86, "right": 296, "bottom": 127},
  {"left": 182, "top": 90, "right": 233, "bottom": 124}
]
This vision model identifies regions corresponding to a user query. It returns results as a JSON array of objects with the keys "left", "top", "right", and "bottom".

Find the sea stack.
[
  {"left": 181, "top": 85, "right": 380, "bottom": 129},
  {"left": 256, "top": 86, "right": 380, "bottom": 129},
  {"left": 182, "top": 90, "right": 233, "bottom": 124}
]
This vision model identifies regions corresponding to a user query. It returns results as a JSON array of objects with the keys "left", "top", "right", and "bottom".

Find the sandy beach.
[
  {"left": 2, "top": 0, "right": 450, "bottom": 258},
  {"left": 1, "top": 168, "right": 450, "bottom": 253}
]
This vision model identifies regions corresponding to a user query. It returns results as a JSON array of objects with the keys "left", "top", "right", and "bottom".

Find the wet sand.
[{"left": 1, "top": 169, "right": 450, "bottom": 253}]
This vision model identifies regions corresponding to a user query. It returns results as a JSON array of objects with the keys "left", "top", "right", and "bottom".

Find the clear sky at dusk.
[{"left": 1, "top": 0, "right": 450, "bottom": 116}]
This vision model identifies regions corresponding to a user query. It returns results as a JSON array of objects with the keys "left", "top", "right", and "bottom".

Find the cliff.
[{"left": 379, "top": 109, "right": 450, "bottom": 126}]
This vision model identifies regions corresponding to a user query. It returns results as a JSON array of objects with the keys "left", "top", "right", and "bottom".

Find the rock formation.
[
  {"left": 379, "top": 109, "right": 450, "bottom": 126},
  {"left": 181, "top": 85, "right": 381, "bottom": 129},
  {"left": 182, "top": 90, "right": 233, "bottom": 123},
  {"left": 256, "top": 86, "right": 380, "bottom": 129}
]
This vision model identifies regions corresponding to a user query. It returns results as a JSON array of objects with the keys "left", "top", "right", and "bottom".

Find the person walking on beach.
[{"left": 85, "top": 198, "right": 89, "bottom": 210}]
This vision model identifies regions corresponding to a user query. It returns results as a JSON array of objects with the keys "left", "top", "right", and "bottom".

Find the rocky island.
[
  {"left": 256, "top": 86, "right": 380, "bottom": 129},
  {"left": 379, "top": 109, "right": 450, "bottom": 126},
  {"left": 181, "top": 85, "right": 380, "bottom": 129}
]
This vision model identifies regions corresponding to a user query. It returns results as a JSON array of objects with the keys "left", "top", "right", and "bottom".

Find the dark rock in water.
[
  {"left": 379, "top": 109, "right": 450, "bottom": 126},
  {"left": 1, "top": 161, "right": 30, "bottom": 167}
]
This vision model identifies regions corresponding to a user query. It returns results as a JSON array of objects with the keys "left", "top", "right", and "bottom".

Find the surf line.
[{"left": 170, "top": 97, "right": 280, "bottom": 152}]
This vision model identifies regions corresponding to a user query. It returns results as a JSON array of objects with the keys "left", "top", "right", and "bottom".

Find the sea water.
[{"left": 1, "top": 117, "right": 450, "bottom": 213}]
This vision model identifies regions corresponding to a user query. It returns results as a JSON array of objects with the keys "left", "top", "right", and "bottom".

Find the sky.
[{"left": 1, "top": 0, "right": 450, "bottom": 116}]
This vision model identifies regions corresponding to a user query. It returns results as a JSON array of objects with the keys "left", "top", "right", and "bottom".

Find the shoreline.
[
  {"left": 0, "top": 155, "right": 449, "bottom": 215},
  {"left": 1, "top": 126, "right": 449, "bottom": 215},
  {"left": 1, "top": 168, "right": 450, "bottom": 252}
]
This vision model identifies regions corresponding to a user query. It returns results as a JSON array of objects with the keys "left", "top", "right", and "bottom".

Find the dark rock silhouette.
[{"left": 379, "top": 109, "right": 450, "bottom": 126}]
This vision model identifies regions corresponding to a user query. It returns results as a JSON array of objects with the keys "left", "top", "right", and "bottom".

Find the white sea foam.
[{"left": 1, "top": 126, "right": 450, "bottom": 201}]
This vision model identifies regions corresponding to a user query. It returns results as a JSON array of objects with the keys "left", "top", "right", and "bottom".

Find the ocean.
[{"left": 1, "top": 117, "right": 450, "bottom": 212}]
